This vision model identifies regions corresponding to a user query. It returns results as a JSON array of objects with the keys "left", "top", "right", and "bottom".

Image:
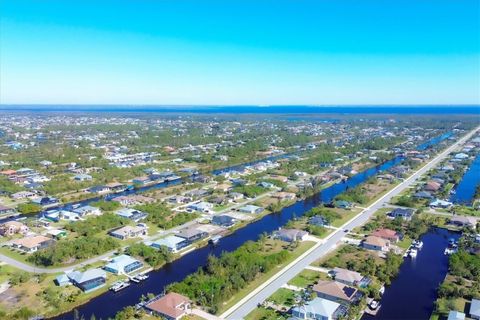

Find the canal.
[
  {"left": 416, "top": 132, "right": 453, "bottom": 151},
  {"left": 362, "top": 228, "right": 460, "bottom": 320},
  {"left": 450, "top": 153, "right": 480, "bottom": 205},
  {"left": 52, "top": 156, "right": 404, "bottom": 319}
]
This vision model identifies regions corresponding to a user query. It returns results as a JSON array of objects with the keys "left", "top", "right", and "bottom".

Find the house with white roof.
[
  {"left": 151, "top": 235, "right": 189, "bottom": 253},
  {"left": 104, "top": 254, "right": 143, "bottom": 275},
  {"left": 291, "top": 297, "right": 344, "bottom": 320}
]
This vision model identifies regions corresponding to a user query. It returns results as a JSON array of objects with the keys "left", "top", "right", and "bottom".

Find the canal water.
[
  {"left": 416, "top": 132, "right": 453, "bottom": 151},
  {"left": 362, "top": 228, "right": 460, "bottom": 320},
  {"left": 450, "top": 153, "right": 480, "bottom": 205},
  {"left": 52, "top": 157, "right": 404, "bottom": 320}
]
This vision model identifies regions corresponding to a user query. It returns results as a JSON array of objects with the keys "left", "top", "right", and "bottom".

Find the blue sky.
[{"left": 1, "top": 0, "right": 479, "bottom": 105}]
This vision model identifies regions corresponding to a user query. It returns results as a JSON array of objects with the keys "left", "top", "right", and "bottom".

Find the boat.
[
  {"left": 129, "top": 276, "right": 140, "bottom": 283},
  {"left": 409, "top": 248, "right": 418, "bottom": 258},
  {"left": 379, "top": 286, "right": 385, "bottom": 295},
  {"left": 110, "top": 280, "right": 131, "bottom": 292},
  {"left": 369, "top": 300, "right": 380, "bottom": 310},
  {"left": 412, "top": 240, "right": 423, "bottom": 249},
  {"left": 209, "top": 235, "right": 222, "bottom": 245}
]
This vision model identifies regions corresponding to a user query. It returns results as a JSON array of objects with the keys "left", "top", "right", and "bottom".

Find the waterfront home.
[
  {"left": 151, "top": 235, "right": 189, "bottom": 253},
  {"left": 0, "top": 221, "right": 29, "bottom": 236},
  {"left": 312, "top": 280, "right": 361, "bottom": 305},
  {"left": 371, "top": 228, "right": 401, "bottom": 243},
  {"left": 449, "top": 216, "right": 478, "bottom": 228},
  {"left": 291, "top": 297, "right": 344, "bottom": 320},
  {"left": 454, "top": 153, "right": 469, "bottom": 160},
  {"left": 185, "top": 189, "right": 210, "bottom": 199},
  {"left": 104, "top": 254, "right": 143, "bottom": 274},
  {"left": 332, "top": 267, "right": 371, "bottom": 288},
  {"left": 88, "top": 185, "right": 110, "bottom": 194},
  {"left": 470, "top": 299, "right": 480, "bottom": 320},
  {"left": 105, "top": 182, "right": 126, "bottom": 192},
  {"left": 73, "top": 205, "right": 102, "bottom": 216},
  {"left": 115, "top": 208, "right": 148, "bottom": 222},
  {"left": 272, "top": 191, "right": 296, "bottom": 201},
  {"left": 334, "top": 200, "right": 353, "bottom": 209},
  {"left": 429, "top": 199, "right": 453, "bottom": 209},
  {"left": 413, "top": 191, "right": 434, "bottom": 200},
  {"left": 191, "top": 174, "right": 210, "bottom": 183},
  {"left": 10, "top": 191, "right": 37, "bottom": 200},
  {"left": 32, "top": 196, "right": 59, "bottom": 207},
  {"left": 10, "top": 235, "right": 55, "bottom": 253},
  {"left": 448, "top": 311, "right": 466, "bottom": 320},
  {"left": 144, "top": 292, "right": 191, "bottom": 320},
  {"left": 132, "top": 176, "right": 151, "bottom": 185},
  {"left": 238, "top": 204, "right": 264, "bottom": 214},
  {"left": 187, "top": 201, "right": 213, "bottom": 213},
  {"left": 67, "top": 268, "right": 106, "bottom": 293},
  {"left": 388, "top": 208, "right": 414, "bottom": 220},
  {"left": 43, "top": 209, "right": 80, "bottom": 222},
  {"left": 362, "top": 236, "right": 390, "bottom": 252},
  {"left": 274, "top": 228, "right": 309, "bottom": 242},
  {"left": 424, "top": 181, "right": 441, "bottom": 192},
  {"left": 309, "top": 215, "right": 329, "bottom": 227},
  {"left": 109, "top": 225, "right": 147, "bottom": 240},
  {"left": 176, "top": 226, "right": 208, "bottom": 243},
  {"left": 211, "top": 214, "right": 235, "bottom": 227},
  {"left": 168, "top": 195, "right": 192, "bottom": 204},
  {"left": 0, "top": 205, "right": 16, "bottom": 216},
  {"left": 215, "top": 183, "right": 232, "bottom": 192}
]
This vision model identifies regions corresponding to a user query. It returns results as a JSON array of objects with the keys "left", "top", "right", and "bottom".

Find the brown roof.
[
  {"left": 146, "top": 292, "right": 190, "bottom": 318},
  {"left": 0, "top": 170, "right": 16, "bottom": 175},
  {"left": 13, "top": 235, "right": 51, "bottom": 249},
  {"left": 364, "top": 235, "right": 389, "bottom": 247},
  {"left": 372, "top": 228, "right": 399, "bottom": 240},
  {"left": 313, "top": 280, "right": 358, "bottom": 301}
]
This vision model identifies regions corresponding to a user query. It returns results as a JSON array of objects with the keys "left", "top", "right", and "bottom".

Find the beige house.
[{"left": 0, "top": 221, "right": 29, "bottom": 236}]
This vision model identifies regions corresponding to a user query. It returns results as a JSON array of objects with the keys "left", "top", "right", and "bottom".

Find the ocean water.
[{"left": 0, "top": 105, "right": 479, "bottom": 114}]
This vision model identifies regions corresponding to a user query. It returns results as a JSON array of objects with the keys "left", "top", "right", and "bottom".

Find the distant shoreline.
[{"left": 0, "top": 105, "right": 479, "bottom": 114}]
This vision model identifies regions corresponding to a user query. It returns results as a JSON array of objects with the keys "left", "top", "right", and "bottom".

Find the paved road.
[{"left": 223, "top": 126, "right": 479, "bottom": 320}]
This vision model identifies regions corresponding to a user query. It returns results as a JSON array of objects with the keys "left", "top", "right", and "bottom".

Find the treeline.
[
  {"left": 134, "top": 202, "right": 199, "bottom": 229},
  {"left": 449, "top": 250, "right": 480, "bottom": 281},
  {"left": 304, "top": 206, "right": 341, "bottom": 224},
  {"left": 126, "top": 243, "right": 172, "bottom": 268},
  {"left": 336, "top": 186, "right": 368, "bottom": 205},
  {"left": 66, "top": 213, "right": 129, "bottom": 237},
  {"left": 168, "top": 240, "right": 290, "bottom": 313},
  {"left": 28, "top": 237, "right": 119, "bottom": 266},
  {"left": 233, "top": 185, "right": 266, "bottom": 198}
]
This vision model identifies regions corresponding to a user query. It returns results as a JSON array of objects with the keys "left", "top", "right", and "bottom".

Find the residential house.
[
  {"left": 176, "top": 227, "right": 208, "bottom": 243},
  {"left": 425, "top": 181, "right": 441, "bottom": 192},
  {"left": 115, "top": 208, "right": 148, "bottom": 222},
  {"left": 144, "top": 292, "right": 191, "bottom": 320},
  {"left": 430, "top": 199, "right": 453, "bottom": 208},
  {"left": 151, "top": 235, "right": 189, "bottom": 253},
  {"left": 0, "top": 205, "right": 16, "bottom": 216},
  {"left": 274, "top": 228, "right": 309, "bottom": 242},
  {"left": 388, "top": 208, "right": 414, "bottom": 220},
  {"left": 312, "top": 280, "right": 361, "bottom": 304},
  {"left": 74, "top": 174, "right": 92, "bottom": 181},
  {"left": 211, "top": 215, "right": 235, "bottom": 227},
  {"left": 88, "top": 185, "right": 110, "bottom": 194},
  {"left": 291, "top": 297, "right": 344, "bottom": 320},
  {"left": 109, "top": 225, "right": 147, "bottom": 240},
  {"left": 449, "top": 216, "right": 477, "bottom": 228},
  {"left": 238, "top": 205, "right": 263, "bottom": 214},
  {"left": 447, "top": 311, "right": 465, "bottom": 320},
  {"left": 272, "top": 192, "right": 296, "bottom": 202},
  {"left": 332, "top": 267, "right": 370, "bottom": 288},
  {"left": 362, "top": 236, "right": 390, "bottom": 251},
  {"left": 309, "top": 215, "right": 329, "bottom": 227},
  {"left": 73, "top": 205, "right": 102, "bottom": 217},
  {"left": 112, "top": 195, "right": 155, "bottom": 207},
  {"left": 413, "top": 191, "right": 434, "bottom": 200},
  {"left": 32, "top": 196, "right": 59, "bottom": 207},
  {"left": 104, "top": 254, "right": 143, "bottom": 274},
  {"left": 67, "top": 268, "right": 106, "bottom": 293},
  {"left": 0, "top": 221, "right": 29, "bottom": 236},
  {"left": 11, "top": 235, "right": 55, "bottom": 253},
  {"left": 11, "top": 191, "right": 36, "bottom": 200},
  {"left": 187, "top": 202, "right": 213, "bottom": 213},
  {"left": 371, "top": 228, "right": 401, "bottom": 243},
  {"left": 470, "top": 299, "right": 480, "bottom": 320},
  {"left": 334, "top": 200, "right": 352, "bottom": 209}
]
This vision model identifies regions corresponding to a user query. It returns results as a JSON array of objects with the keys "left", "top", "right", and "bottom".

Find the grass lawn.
[
  {"left": 0, "top": 247, "right": 33, "bottom": 266},
  {"left": 245, "top": 307, "right": 287, "bottom": 320},
  {"left": 268, "top": 288, "right": 296, "bottom": 306},
  {"left": 397, "top": 236, "right": 413, "bottom": 250},
  {"left": 287, "top": 269, "right": 328, "bottom": 288},
  {"left": 331, "top": 208, "right": 361, "bottom": 228},
  {"left": 217, "top": 240, "right": 315, "bottom": 315}
]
